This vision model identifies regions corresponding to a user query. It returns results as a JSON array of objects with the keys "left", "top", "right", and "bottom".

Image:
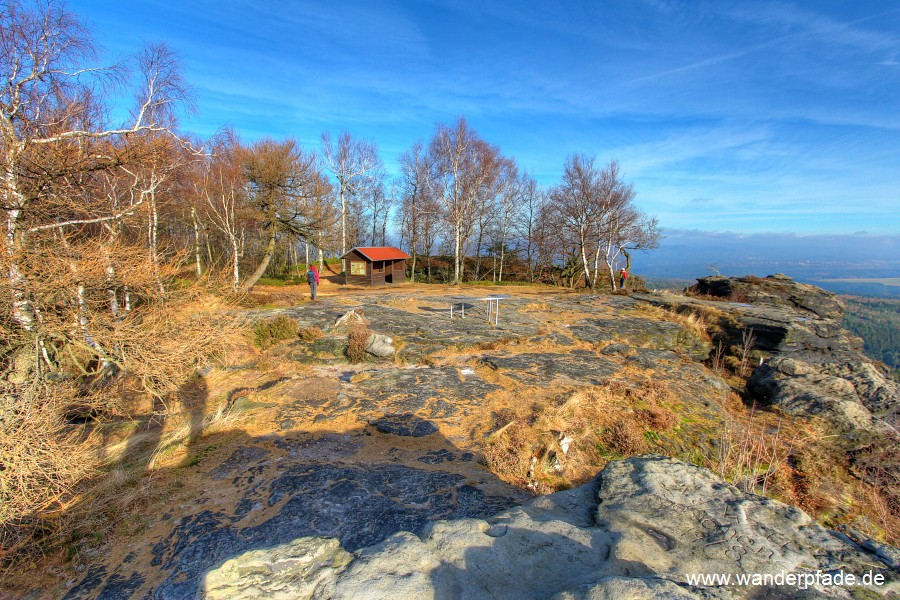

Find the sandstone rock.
[
  {"left": 637, "top": 276, "right": 899, "bottom": 434},
  {"left": 202, "top": 456, "right": 899, "bottom": 599},
  {"left": 595, "top": 456, "right": 896, "bottom": 591},
  {"left": 204, "top": 537, "right": 352, "bottom": 600},
  {"left": 549, "top": 577, "right": 706, "bottom": 599},
  {"left": 365, "top": 333, "right": 395, "bottom": 357},
  {"left": 689, "top": 274, "right": 845, "bottom": 320},
  {"left": 482, "top": 350, "right": 619, "bottom": 385},
  {"left": 369, "top": 413, "right": 438, "bottom": 437},
  {"left": 333, "top": 309, "right": 366, "bottom": 328},
  {"left": 748, "top": 356, "right": 893, "bottom": 434},
  {"left": 571, "top": 316, "right": 712, "bottom": 361}
]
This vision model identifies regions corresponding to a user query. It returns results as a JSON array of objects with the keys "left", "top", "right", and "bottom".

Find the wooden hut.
[{"left": 341, "top": 247, "right": 410, "bottom": 286}]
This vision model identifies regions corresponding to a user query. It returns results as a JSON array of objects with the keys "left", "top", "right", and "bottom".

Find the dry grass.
[
  {"left": 709, "top": 403, "right": 793, "bottom": 496},
  {"left": 634, "top": 405, "right": 677, "bottom": 431},
  {"left": 631, "top": 304, "right": 712, "bottom": 342},
  {"left": 481, "top": 381, "right": 678, "bottom": 491},
  {"left": 482, "top": 419, "right": 539, "bottom": 485},
  {"left": 603, "top": 419, "right": 648, "bottom": 454}
]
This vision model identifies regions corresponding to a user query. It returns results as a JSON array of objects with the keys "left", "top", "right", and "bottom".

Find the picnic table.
[{"left": 449, "top": 295, "right": 510, "bottom": 325}]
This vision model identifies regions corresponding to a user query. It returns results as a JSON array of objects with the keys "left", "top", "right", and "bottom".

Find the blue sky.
[{"left": 70, "top": 0, "right": 900, "bottom": 236}]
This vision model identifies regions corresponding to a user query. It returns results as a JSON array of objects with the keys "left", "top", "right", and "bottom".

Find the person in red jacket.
[
  {"left": 619, "top": 268, "right": 628, "bottom": 290},
  {"left": 306, "top": 264, "right": 320, "bottom": 301}
]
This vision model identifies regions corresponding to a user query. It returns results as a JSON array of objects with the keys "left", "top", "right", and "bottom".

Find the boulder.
[
  {"left": 365, "top": 333, "right": 395, "bottom": 357},
  {"left": 748, "top": 356, "right": 897, "bottom": 433}
]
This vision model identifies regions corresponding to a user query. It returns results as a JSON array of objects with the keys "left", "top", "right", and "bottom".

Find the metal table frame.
[{"left": 449, "top": 295, "right": 510, "bottom": 325}]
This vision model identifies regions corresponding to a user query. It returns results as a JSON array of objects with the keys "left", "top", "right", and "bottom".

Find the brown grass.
[
  {"left": 252, "top": 316, "right": 300, "bottom": 349},
  {"left": 482, "top": 419, "right": 539, "bottom": 485},
  {"left": 630, "top": 304, "right": 712, "bottom": 342},
  {"left": 709, "top": 404, "right": 793, "bottom": 496},
  {"left": 634, "top": 406, "right": 677, "bottom": 431},
  {"left": 480, "top": 383, "right": 666, "bottom": 491}
]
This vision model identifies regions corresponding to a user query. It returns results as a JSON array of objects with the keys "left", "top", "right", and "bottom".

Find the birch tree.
[
  {"left": 550, "top": 154, "right": 602, "bottom": 289},
  {"left": 429, "top": 118, "right": 500, "bottom": 284},
  {"left": 516, "top": 175, "right": 547, "bottom": 283},
  {"left": 0, "top": 1, "right": 192, "bottom": 338},
  {"left": 321, "top": 131, "right": 381, "bottom": 255},
  {"left": 199, "top": 132, "right": 247, "bottom": 289},
  {"left": 397, "top": 140, "right": 438, "bottom": 281}
]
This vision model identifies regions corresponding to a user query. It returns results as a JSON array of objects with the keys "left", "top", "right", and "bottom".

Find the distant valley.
[{"left": 639, "top": 229, "right": 900, "bottom": 298}]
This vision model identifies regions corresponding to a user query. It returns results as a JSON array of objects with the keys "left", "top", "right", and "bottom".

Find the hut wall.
[
  {"left": 344, "top": 252, "right": 371, "bottom": 285},
  {"left": 389, "top": 260, "right": 406, "bottom": 284}
]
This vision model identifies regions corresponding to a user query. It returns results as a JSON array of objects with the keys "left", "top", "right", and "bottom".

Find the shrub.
[
  {"left": 635, "top": 406, "right": 677, "bottom": 431},
  {"left": 252, "top": 316, "right": 299, "bottom": 349},
  {"left": 711, "top": 411, "right": 791, "bottom": 496},
  {"left": 604, "top": 419, "right": 648, "bottom": 455},
  {"left": 299, "top": 326, "right": 325, "bottom": 342},
  {"left": 482, "top": 419, "right": 538, "bottom": 485},
  {"left": 0, "top": 380, "right": 98, "bottom": 567},
  {"left": 629, "top": 275, "right": 649, "bottom": 293},
  {"left": 346, "top": 325, "right": 371, "bottom": 363}
]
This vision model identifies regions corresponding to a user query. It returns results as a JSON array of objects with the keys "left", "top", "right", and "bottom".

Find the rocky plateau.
[{"left": 30, "top": 276, "right": 898, "bottom": 599}]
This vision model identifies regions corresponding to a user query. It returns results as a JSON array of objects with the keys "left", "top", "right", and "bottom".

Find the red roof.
[{"left": 342, "top": 247, "right": 410, "bottom": 261}]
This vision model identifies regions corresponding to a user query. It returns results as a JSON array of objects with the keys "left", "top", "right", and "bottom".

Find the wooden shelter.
[{"left": 341, "top": 247, "right": 410, "bottom": 286}]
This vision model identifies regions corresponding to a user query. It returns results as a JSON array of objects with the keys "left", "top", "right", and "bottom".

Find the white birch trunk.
[{"left": 191, "top": 206, "right": 202, "bottom": 276}]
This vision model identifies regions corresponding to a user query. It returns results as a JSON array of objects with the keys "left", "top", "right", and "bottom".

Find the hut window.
[{"left": 350, "top": 261, "right": 366, "bottom": 275}]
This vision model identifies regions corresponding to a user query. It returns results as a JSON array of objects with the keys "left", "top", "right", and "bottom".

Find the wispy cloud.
[{"left": 68, "top": 0, "right": 900, "bottom": 236}]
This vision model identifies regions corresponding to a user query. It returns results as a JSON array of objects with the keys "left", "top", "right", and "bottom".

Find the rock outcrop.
[
  {"left": 204, "top": 456, "right": 899, "bottom": 599},
  {"left": 642, "top": 274, "right": 899, "bottom": 435}
]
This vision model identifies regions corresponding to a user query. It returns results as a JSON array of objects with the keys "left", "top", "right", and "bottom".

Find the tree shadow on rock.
[{"left": 65, "top": 416, "right": 530, "bottom": 600}]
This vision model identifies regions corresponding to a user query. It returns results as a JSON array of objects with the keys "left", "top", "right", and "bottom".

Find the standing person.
[
  {"left": 306, "top": 264, "right": 320, "bottom": 301},
  {"left": 619, "top": 268, "right": 628, "bottom": 290}
]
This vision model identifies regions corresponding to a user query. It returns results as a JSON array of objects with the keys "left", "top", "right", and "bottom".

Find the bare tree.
[
  {"left": 195, "top": 131, "right": 248, "bottom": 289},
  {"left": 1, "top": 1, "right": 194, "bottom": 339},
  {"left": 490, "top": 158, "right": 524, "bottom": 283},
  {"left": 307, "top": 170, "right": 337, "bottom": 270},
  {"left": 320, "top": 132, "right": 382, "bottom": 255},
  {"left": 429, "top": 118, "right": 500, "bottom": 284},
  {"left": 397, "top": 140, "right": 440, "bottom": 282},
  {"left": 367, "top": 177, "right": 393, "bottom": 247},
  {"left": 549, "top": 157, "right": 655, "bottom": 291},
  {"left": 516, "top": 175, "right": 547, "bottom": 282},
  {"left": 549, "top": 154, "right": 603, "bottom": 289},
  {"left": 602, "top": 206, "right": 661, "bottom": 289}
]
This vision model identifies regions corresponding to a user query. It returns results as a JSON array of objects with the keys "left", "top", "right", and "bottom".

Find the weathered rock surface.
[
  {"left": 639, "top": 274, "right": 899, "bottom": 433},
  {"left": 64, "top": 430, "right": 528, "bottom": 600},
  {"left": 482, "top": 350, "right": 620, "bottom": 385},
  {"left": 203, "top": 456, "right": 899, "bottom": 599},
  {"left": 364, "top": 332, "right": 395, "bottom": 357},
  {"left": 689, "top": 273, "right": 845, "bottom": 320},
  {"left": 571, "top": 316, "right": 712, "bottom": 361},
  {"left": 53, "top": 283, "right": 898, "bottom": 599}
]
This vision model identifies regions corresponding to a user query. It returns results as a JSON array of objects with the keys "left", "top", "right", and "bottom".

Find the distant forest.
[{"left": 842, "top": 296, "right": 900, "bottom": 381}]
